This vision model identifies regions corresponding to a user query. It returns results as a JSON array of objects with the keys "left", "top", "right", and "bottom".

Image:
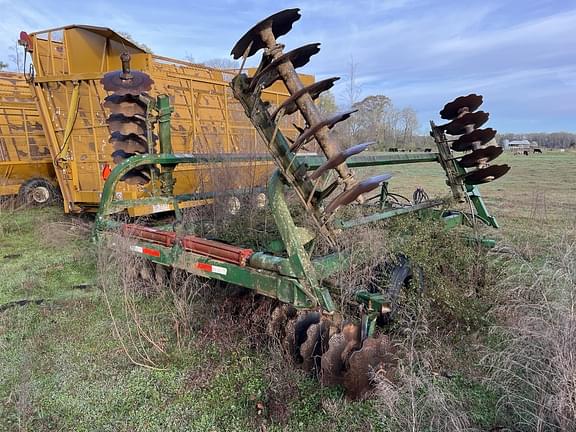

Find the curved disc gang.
[
  {"left": 463, "top": 164, "right": 510, "bottom": 185},
  {"left": 107, "top": 114, "right": 146, "bottom": 136},
  {"left": 101, "top": 70, "right": 154, "bottom": 96},
  {"left": 250, "top": 43, "right": 321, "bottom": 91},
  {"left": 293, "top": 312, "right": 321, "bottom": 362},
  {"left": 271, "top": 77, "right": 340, "bottom": 118},
  {"left": 343, "top": 336, "right": 396, "bottom": 400},
  {"left": 324, "top": 173, "right": 392, "bottom": 216},
  {"left": 440, "top": 94, "right": 483, "bottom": 120},
  {"left": 291, "top": 110, "right": 357, "bottom": 152},
  {"left": 451, "top": 127, "right": 496, "bottom": 151},
  {"left": 103, "top": 94, "right": 147, "bottom": 117},
  {"left": 309, "top": 142, "right": 373, "bottom": 181},
  {"left": 233, "top": 10, "right": 355, "bottom": 185},
  {"left": 109, "top": 132, "right": 149, "bottom": 154},
  {"left": 231, "top": 8, "right": 302, "bottom": 59},
  {"left": 458, "top": 146, "right": 503, "bottom": 168},
  {"left": 320, "top": 332, "right": 347, "bottom": 386},
  {"left": 443, "top": 111, "right": 489, "bottom": 135}
]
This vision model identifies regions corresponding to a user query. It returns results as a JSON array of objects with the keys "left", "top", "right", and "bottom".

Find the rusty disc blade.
[
  {"left": 444, "top": 111, "right": 489, "bottom": 135},
  {"left": 111, "top": 149, "right": 136, "bottom": 164},
  {"left": 122, "top": 170, "right": 150, "bottom": 185},
  {"left": 107, "top": 114, "right": 146, "bottom": 136},
  {"left": 464, "top": 164, "right": 510, "bottom": 185},
  {"left": 458, "top": 146, "right": 503, "bottom": 168},
  {"left": 266, "top": 304, "right": 295, "bottom": 338},
  {"left": 324, "top": 173, "right": 392, "bottom": 216},
  {"left": 101, "top": 70, "right": 154, "bottom": 95},
  {"left": 249, "top": 43, "right": 321, "bottom": 91},
  {"left": 231, "top": 8, "right": 301, "bottom": 59},
  {"left": 110, "top": 132, "right": 148, "bottom": 153},
  {"left": 440, "top": 94, "right": 483, "bottom": 120},
  {"left": 291, "top": 109, "right": 356, "bottom": 152},
  {"left": 271, "top": 77, "right": 340, "bottom": 118},
  {"left": 293, "top": 312, "right": 320, "bottom": 362},
  {"left": 300, "top": 323, "right": 321, "bottom": 372},
  {"left": 320, "top": 332, "right": 346, "bottom": 386},
  {"left": 104, "top": 94, "right": 146, "bottom": 116},
  {"left": 451, "top": 127, "right": 496, "bottom": 151},
  {"left": 309, "top": 142, "right": 373, "bottom": 180},
  {"left": 282, "top": 318, "right": 297, "bottom": 356},
  {"left": 343, "top": 335, "right": 396, "bottom": 400}
]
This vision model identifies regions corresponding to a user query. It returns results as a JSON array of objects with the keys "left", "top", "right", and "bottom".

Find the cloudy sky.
[{"left": 1, "top": 0, "right": 574, "bottom": 133}]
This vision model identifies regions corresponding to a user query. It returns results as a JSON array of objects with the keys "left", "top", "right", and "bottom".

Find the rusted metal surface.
[
  {"left": 271, "top": 77, "right": 339, "bottom": 118},
  {"left": 463, "top": 164, "right": 510, "bottom": 185},
  {"left": 101, "top": 52, "right": 154, "bottom": 95},
  {"left": 443, "top": 111, "right": 489, "bottom": 135},
  {"left": 451, "top": 127, "right": 496, "bottom": 151},
  {"left": 308, "top": 142, "right": 373, "bottom": 181},
  {"left": 249, "top": 43, "right": 321, "bottom": 91},
  {"left": 324, "top": 173, "right": 392, "bottom": 216},
  {"left": 458, "top": 145, "right": 503, "bottom": 168},
  {"left": 121, "top": 224, "right": 254, "bottom": 266},
  {"left": 232, "top": 9, "right": 356, "bottom": 186},
  {"left": 103, "top": 95, "right": 146, "bottom": 116},
  {"left": 231, "top": 8, "right": 301, "bottom": 59},
  {"left": 290, "top": 110, "right": 356, "bottom": 152},
  {"left": 440, "top": 93, "right": 483, "bottom": 120}
]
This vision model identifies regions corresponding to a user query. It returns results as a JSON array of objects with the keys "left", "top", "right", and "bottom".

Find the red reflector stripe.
[
  {"left": 142, "top": 247, "right": 161, "bottom": 257},
  {"left": 196, "top": 262, "right": 212, "bottom": 272}
]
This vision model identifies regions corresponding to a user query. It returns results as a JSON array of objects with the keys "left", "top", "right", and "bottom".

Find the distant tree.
[
  {"left": 398, "top": 107, "right": 419, "bottom": 147},
  {"left": 8, "top": 44, "right": 22, "bottom": 71},
  {"left": 202, "top": 58, "right": 238, "bottom": 69},
  {"left": 116, "top": 31, "right": 153, "bottom": 53},
  {"left": 0, "top": 61, "right": 8, "bottom": 71},
  {"left": 316, "top": 90, "right": 337, "bottom": 116},
  {"left": 347, "top": 95, "right": 420, "bottom": 150},
  {"left": 184, "top": 54, "right": 195, "bottom": 63},
  {"left": 338, "top": 58, "right": 362, "bottom": 145}
]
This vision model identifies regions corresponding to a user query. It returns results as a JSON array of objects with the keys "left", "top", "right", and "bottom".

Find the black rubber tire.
[
  {"left": 373, "top": 255, "right": 425, "bottom": 325},
  {"left": 18, "top": 178, "right": 59, "bottom": 206}
]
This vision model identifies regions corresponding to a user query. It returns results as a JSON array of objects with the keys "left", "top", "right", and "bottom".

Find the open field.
[{"left": 1, "top": 151, "right": 575, "bottom": 431}]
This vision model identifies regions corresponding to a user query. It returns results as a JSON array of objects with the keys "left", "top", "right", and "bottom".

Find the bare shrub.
[
  {"left": 375, "top": 301, "right": 472, "bottom": 432},
  {"left": 485, "top": 230, "right": 576, "bottom": 431},
  {"left": 97, "top": 230, "right": 171, "bottom": 369}
]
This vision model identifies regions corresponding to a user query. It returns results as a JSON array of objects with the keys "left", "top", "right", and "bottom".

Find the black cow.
[
  {"left": 523, "top": 150, "right": 529, "bottom": 156},
  {"left": 424, "top": 148, "right": 432, "bottom": 153},
  {"left": 533, "top": 148, "right": 542, "bottom": 154}
]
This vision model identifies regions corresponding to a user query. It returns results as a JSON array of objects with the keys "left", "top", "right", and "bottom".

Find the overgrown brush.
[
  {"left": 485, "top": 230, "right": 576, "bottom": 431},
  {"left": 375, "top": 301, "right": 472, "bottom": 432}
]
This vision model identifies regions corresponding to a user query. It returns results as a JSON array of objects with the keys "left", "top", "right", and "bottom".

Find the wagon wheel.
[
  {"left": 368, "top": 255, "right": 425, "bottom": 325},
  {"left": 18, "top": 178, "right": 59, "bottom": 206}
]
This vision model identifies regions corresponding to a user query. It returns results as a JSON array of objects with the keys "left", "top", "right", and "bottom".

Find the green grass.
[
  {"left": 0, "top": 207, "right": 381, "bottom": 431},
  {"left": 1, "top": 151, "right": 574, "bottom": 431}
]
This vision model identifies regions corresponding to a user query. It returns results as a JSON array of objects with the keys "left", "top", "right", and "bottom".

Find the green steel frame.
[{"left": 95, "top": 91, "right": 500, "bottom": 335}]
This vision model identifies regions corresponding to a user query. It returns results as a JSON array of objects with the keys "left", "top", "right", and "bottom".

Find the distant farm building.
[{"left": 502, "top": 139, "right": 538, "bottom": 151}]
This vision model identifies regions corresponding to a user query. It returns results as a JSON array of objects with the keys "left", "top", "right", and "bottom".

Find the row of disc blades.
[
  {"left": 266, "top": 304, "right": 396, "bottom": 399},
  {"left": 230, "top": 8, "right": 393, "bottom": 219},
  {"left": 101, "top": 53, "right": 155, "bottom": 185},
  {"left": 439, "top": 94, "right": 510, "bottom": 185}
]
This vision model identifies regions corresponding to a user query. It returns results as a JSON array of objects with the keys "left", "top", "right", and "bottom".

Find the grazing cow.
[
  {"left": 424, "top": 148, "right": 432, "bottom": 152},
  {"left": 388, "top": 148, "right": 398, "bottom": 152},
  {"left": 533, "top": 148, "right": 542, "bottom": 154},
  {"left": 523, "top": 150, "right": 529, "bottom": 156}
]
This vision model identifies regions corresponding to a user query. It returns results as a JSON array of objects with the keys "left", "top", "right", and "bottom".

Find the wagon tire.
[{"left": 18, "top": 178, "right": 59, "bottom": 206}]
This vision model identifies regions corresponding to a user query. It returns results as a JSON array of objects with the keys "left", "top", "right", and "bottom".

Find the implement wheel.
[
  {"left": 18, "top": 178, "right": 59, "bottom": 206},
  {"left": 371, "top": 255, "right": 425, "bottom": 324}
]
